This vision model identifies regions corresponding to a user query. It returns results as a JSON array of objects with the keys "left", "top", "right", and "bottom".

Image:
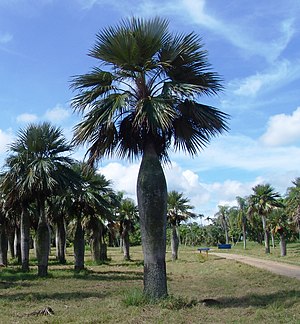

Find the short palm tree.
[
  {"left": 286, "top": 178, "right": 300, "bottom": 240},
  {"left": 3, "top": 122, "right": 75, "bottom": 276},
  {"left": 117, "top": 196, "right": 139, "bottom": 261},
  {"left": 167, "top": 190, "right": 195, "bottom": 260},
  {"left": 248, "top": 184, "right": 282, "bottom": 254},
  {"left": 70, "top": 17, "right": 228, "bottom": 298}
]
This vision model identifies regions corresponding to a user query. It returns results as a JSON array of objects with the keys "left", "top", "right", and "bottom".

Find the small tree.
[
  {"left": 167, "top": 191, "right": 195, "bottom": 260},
  {"left": 248, "top": 184, "right": 282, "bottom": 254},
  {"left": 117, "top": 197, "right": 139, "bottom": 260}
]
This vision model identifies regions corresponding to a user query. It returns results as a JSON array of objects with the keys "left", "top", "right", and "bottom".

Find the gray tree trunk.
[
  {"left": 20, "top": 210, "right": 30, "bottom": 271},
  {"left": 55, "top": 217, "right": 66, "bottom": 264},
  {"left": 171, "top": 225, "right": 179, "bottom": 261},
  {"left": 91, "top": 230, "right": 101, "bottom": 263},
  {"left": 14, "top": 226, "right": 21, "bottom": 264},
  {"left": 224, "top": 222, "right": 229, "bottom": 244},
  {"left": 242, "top": 222, "right": 247, "bottom": 250},
  {"left": 123, "top": 232, "right": 130, "bottom": 261},
  {"left": 261, "top": 215, "right": 270, "bottom": 254},
  {"left": 279, "top": 233, "right": 286, "bottom": 257},
  {"left": 0, "top": 221, "right": 8, "bottom": 266},
  {"left": 100, "top": 242, "right": 107, "bottom": 261},
  {"left": 137, "top": 143, "right": 168, "bottom": 299},
  {"left": 74, "top": 219, "right": 85, "bottom": 271},
  {"left": 271, "top": 231, "right": 275, "bottom": 249},
  {"left": 36, "top": 220, "right": 50, "bottom": 277},
  {"left": 8, "top": 229, "right": 15, "bottom": 259}
]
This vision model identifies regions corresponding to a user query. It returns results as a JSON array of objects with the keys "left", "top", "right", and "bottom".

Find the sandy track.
[{"left": 211, "top": 252, "right": 300, "bottom": 280}]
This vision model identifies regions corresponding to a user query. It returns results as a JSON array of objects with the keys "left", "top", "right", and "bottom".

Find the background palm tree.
[
  {"left": 236, "top": 196, "right": 248, "bottom": 249},
  {"left": 69, "top": 163, "right": 116, "bottom": 268},
  {"left": 2, "top": 122, "right": 75, "bottom": 276},
  {"left": 248, "top": 184, "right": 282, "bottom": 254},
  {"left": 167, "top": 190, "right": 195, "bottom": 260},
  {"left": 116, "top": 196, "right": 139, "bottom": 261},
  {"left": 286, "top": 178, "right": 300, "bottom": 240},
  {"left": 215, "top": 205, "right": 230, "bottom": 244},
  {"left": 70, "top": 17, "right": 228, "bottom": 298}
]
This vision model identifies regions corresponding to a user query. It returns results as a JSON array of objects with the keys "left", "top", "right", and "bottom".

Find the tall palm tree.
[
  {"left": 215, "top": 205, "right": 230, "bottom": 244},
  {"left": 69, "top": 162, "right": 115, "bottom": 268},
  {"left": 167, "top": 190, "right": 195, "bottom": 260},
  {"left": 70, "top": 17, "right": 228, "bottom": 298},
  {"left": 47, "top": 194, "right": 71, "bottom": 264},
  {"left": 236, "top": 196, "right": 248, "bottom": 249},
  {"left": 3, "top": 122, "right": 75, "bottom": 276},
  {"left": 286, "top": 178, "right": 300, "bottom": 240},
  {"left": 248, "top": 184, "right": 282, "bottom": 254}
]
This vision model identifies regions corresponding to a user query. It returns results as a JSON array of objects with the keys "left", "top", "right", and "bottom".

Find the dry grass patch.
[{"left": 0, "top": 246, "right": 299, "bottom": 323}]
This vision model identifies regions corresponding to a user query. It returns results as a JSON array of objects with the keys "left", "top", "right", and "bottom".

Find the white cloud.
[
  {"left": 44, "top": 105, "right": 70, "bottom": 123},
  {"left": 0, "top": 128, "right": 14, "bottom": 153},
  {"left": 0, "top": 32, "right": 13, "bottom": 44},
  {"left": 260, "top": 107, "right": 300, "bottom": 146},
  {"left": 98, "top": 162, "right": 139, "bottom": 201},
  {"left": 179, "top": 1, "right": 294, "bottom": 62},
  {"left": 96, "top": 160, "right": 256, "bottom": 218},
  {"left": 16, "top": 113, "right": 38, "bottom": 123},
  {"left": 232, "top": 60, "right": 293, "bottom": 97},
  {"left": 193, "top": 134, "right": 300, "bottom": 172}
]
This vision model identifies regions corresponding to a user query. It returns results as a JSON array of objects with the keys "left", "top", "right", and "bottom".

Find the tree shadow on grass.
[
  {"left": 217, "top": 289, "right": 300, "bottom": 308},
  {"left": 0, "top": 290, "right": 110, "bottom": 302},
  {"left": 0, "top": 267, "right": 143, "bottom": 288}
]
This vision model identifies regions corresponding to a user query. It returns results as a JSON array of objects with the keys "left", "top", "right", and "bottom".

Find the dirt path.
[{"left": 211, "top": 252, "right": 300, "bottom": 280}]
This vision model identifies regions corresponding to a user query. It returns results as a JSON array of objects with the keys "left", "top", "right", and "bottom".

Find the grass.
[
  {"left": 0, "top": 245, "right": 299, "bottom": 323},
  {"left": 213, "top": 241, "right": 300, "bottom": 266}
]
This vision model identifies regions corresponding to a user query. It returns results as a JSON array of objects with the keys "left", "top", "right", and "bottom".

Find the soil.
[{"left": 211, "top": 252, "right": 300, "bottom": 280}]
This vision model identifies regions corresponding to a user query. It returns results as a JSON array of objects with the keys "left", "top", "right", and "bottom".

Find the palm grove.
[{"left": 0, "top": 17, "right": 298, "bottom": 300}]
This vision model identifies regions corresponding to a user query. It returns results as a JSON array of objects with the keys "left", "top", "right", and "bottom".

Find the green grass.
[
  {"left": 214, "top": 241, "right": 300, "bottom": 266},
  {"left": 0, "top": 245, "right": 299, "bottom": 323}
]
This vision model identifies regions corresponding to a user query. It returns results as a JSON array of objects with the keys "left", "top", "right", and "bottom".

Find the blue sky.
[{"left": 1, "top": 0, "right": 300, "bottom": 219}]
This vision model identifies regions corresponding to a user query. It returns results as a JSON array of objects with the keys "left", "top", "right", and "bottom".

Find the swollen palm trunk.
[
  {"left": 137, "top": 146, "right": 168, "bottom": 299},
  {"left": 20, "top": 210, "right": 30, "bottom": 271},
  {"left": 74, "top": 220, "right": 85, "bottom": 271},
  {"left": 171, "top": 225, "right": 179, "bottom": 261},
  {"left": 261, "top": 216, "right": 270, "bottom": 254},
  {"left": 36, "top": 219, "right": 50, "bottom": 277},
  {"left": 55, "top": 217, "right": 66, "bottom": 264},
  {"left": 0, "top": 222, "right": 8, "bottom": 266},
  {"left": 123, "top": 232, "right": 130, "bottom": 261}
]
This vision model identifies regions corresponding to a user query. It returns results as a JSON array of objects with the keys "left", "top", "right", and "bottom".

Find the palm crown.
[{"left": 71, "top": 17, "right": 229, "bottom": 164}]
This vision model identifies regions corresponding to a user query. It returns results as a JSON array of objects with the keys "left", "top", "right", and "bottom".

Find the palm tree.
[
  {"left": 248, "top": 184, "right": 282, "bottom": 254},
  {"left": 117, "top": 197, "right": 139, "bottom": 260},
  {"left": 236, "top": 196, "right": 248, "bottom": 249},
  {"left": 70, "top": 17, "right": 228, "bottom": 298},
  {"left": 286, "top": 178, "right": 300, "bottom": 240},
  {"left": 215, "top": 205, "right": 230, "bottom": 244},
  {"left": 270, "top": 203, "right": 288, "bottom": 256},
  {"left": 47, "top": 195, "right": 71, "bottom": 264},
  {"left": 69, "top": 162, "right": 115, "bottom": 268},
  {"left": 3, "top": 122, "right": 75, "bottom": 276},
  {"left": 167, "top": 190, "right": 195, "bottom": 260}
]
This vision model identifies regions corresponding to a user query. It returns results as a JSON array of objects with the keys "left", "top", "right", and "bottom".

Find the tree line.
[{"left": 172, "top": 182, "right": 300, "bottom": 258}]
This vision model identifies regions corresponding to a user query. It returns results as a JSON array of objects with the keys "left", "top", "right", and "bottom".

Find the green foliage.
[{"left": 70, "top": 16, "right": 228, "bottom": 165}]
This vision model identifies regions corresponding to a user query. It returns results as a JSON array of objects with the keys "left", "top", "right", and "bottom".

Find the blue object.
[{"left": 217, "top": 244, "right": 231, "bottom": 249}]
